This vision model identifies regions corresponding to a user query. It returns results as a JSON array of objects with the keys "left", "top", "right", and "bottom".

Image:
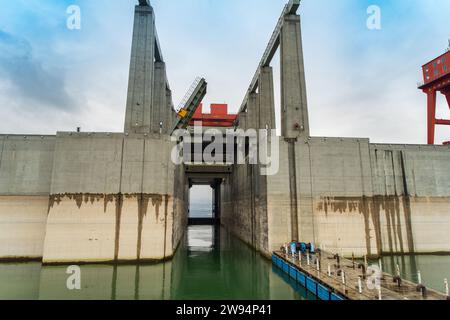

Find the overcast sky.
[{"left": 0, "top": 0, "right": 449, "bottom": 145}]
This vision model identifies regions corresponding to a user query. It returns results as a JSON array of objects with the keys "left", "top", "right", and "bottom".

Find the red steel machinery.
[
  {"left": 418, "top": 46, "right": 450, "bottom": 145},
  {"left": 189, "top": 104, "right": 238, "bottom": 128}
]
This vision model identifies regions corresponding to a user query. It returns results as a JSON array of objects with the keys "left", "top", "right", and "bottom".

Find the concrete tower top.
[{"left": 138, "top": 0, "right": 150, "bottom": 6}]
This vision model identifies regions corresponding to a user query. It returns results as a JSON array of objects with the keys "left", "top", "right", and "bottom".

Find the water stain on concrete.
[
  {"left": 136, "top": 194, "right": 150, "bottom": 260},
  {"left": 114, "top": 194, "right": 123, "bottom": 261},
  {"left": 104, "top": 194, "right": 115, "bottom": 213},
  {"left": 163, "top": 194, "right": 169, "bottom": 259},
  {"left": 317, "top": 195, "right": 415, "bottom": 256},
  {"left": 47, "top": 193, "right": 169, "bottom": 262},
  {"left": 48, "top": 194, "right": 62, "bottom": 214},
  {"left": 399, "top": 151, "right": 415, "bottom": 253}
]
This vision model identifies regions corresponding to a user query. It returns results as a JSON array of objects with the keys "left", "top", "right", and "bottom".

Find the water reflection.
[
  {"left": 0, "top": 226, "right": 303, "bottom": 300},
  {"left": 170, "top": 225, "right": 304, "bottom": 300},
  {"left": 2, "top": 227, "right": 448, "bottom": 300},
  {"left": 372, "top": 255, "right": 450, "bottom": 292}
]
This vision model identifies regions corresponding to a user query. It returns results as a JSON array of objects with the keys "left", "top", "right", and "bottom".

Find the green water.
[
  {"left": 370, "top": 255, "right": 450, "bottom": 293},
  {"left": 0, "top": 226, "right": 311, "bottom": 300},
  {"left": 1, "top": 226, "right": 449, "bottom": 300}
]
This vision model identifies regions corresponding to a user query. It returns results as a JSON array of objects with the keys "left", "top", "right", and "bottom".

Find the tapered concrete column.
[
  {"left": 246, "top": 93, "right": 259, "bottom": 130},
  {"left": 166, "top": 88, "right": 176, "bottom": 133},
  {"left": 124, "top": 4, "right": 155, "bottom": 134},
  {"left": 152, "top": 61, "right": 167, "bottom": 134},
  {"left": 238, "top": 112, "right": 248, "bottom": 131},
  {"left": 258, "top": 66, "right": 276, "bottom": 130},
  {"left": 280, "top": 14, "right": 309, "bottom": 138}
]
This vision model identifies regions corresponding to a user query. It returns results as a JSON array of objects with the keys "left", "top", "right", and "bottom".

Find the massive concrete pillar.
[
  {"left": 280, "top": 14, "right": 309, "bottom": 242},
  {"left": 258, "top": 67, "right": 276, "bottom": 130},
  {"left": 166, "top": 88, "right": 176, "bottom": 133},
  {"left": 246, "top": 93, "right": 259, "bottom": 130},
  {"left": 280, "top": 14, "right": 309, "bottom": 139},
  {"left": 124, "top": 4, "right": 155, "bottom": 134},
  {"left": 152, "top": 61, "right": 167, "bottom": 134},
  {"left": 238, "top": 112, "right": 248, "bottom": 131}
]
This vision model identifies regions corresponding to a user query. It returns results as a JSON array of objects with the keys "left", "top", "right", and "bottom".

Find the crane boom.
[{"left": 171, "top": 77, "right": 208, "bottom": 133}]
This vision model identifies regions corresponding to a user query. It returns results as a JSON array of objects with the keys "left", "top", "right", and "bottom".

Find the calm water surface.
[
  {"left": 1, "top": 225, "right": 449, "bottom": 299},
  {"left": 0, "top": 226, "right": 311, "bottom": 300},
  {"left": 370, "top": 255, "right": 450, "bottom": 293}
]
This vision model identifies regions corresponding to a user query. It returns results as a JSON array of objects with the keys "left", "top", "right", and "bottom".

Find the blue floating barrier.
[
  {"left": 297, "top": 270, "right": 306, "bottom": 286},
  {"left": 306, "top": 277, "right": 317, "bottom": 295},
  {"left": 289, "top": 266, "right": 297, "bottom": 279},
  {"left": 318, "top": 284, "right": 331, "bottom": 301},
  {"left": 331, "top": 293, "right": 345, "bottom": 301},
  {"left": 282, "top": 261, "right": 289, "bottom": 274},
  {"left": 277, "top": 259, "right": 282, "bottom": 269}
]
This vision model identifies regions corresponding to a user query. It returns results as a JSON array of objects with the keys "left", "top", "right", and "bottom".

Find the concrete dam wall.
[
  {"left": 221, "top": 137, "right": 450, "bottom": 258},
  {"left": 0, "top": 135, "right": 55, "bottom": 260},
  {"left": 0, "top": 1, "right": 449, "bottom": 263},
  {"left": 0, "top": 133, "right": 187, "bottom": 263}
]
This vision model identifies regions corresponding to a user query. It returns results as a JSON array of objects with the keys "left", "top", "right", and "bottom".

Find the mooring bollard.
[
  {"left": 416, "top": 271, "right": 427, "bottom": 298},
  {"left": 393, "top": 265, "right": 402, "bottom": 288},
  {"left": 444, "top": 278, "right": 449, "bottom": 298},
  {"left": 358, "top": 277, "right": 363, "bottom": 294},
  {"left": 352, "top": 253, "right": 355, "bottom": 269}
]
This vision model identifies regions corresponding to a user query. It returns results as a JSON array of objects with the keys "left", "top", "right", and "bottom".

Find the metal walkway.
[
  {"left": 171, "top": 77, "right": 207, "bottom": 134},
  {"left": 274, "top": 251, "right": 448, "bottom": 300}
]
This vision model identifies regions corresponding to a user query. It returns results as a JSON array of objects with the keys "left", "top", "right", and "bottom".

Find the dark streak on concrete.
[
  {"left": 400, "top": 151, "right": 415, "bottom": 253},
  {"left": 136, "top": 194, "right": 150, "bottom": 260},
  {"left": 163, "top": 194, "right": 169, "bottom": 259},
  {"left": 0, "top": 257, "right": 43, "bottom": 263},
  {"left": 104, "top": 194, "right": 114, "bottom": 213},
  {"left": 152, "top": 194, "right": 163, "bottom": 222},
  {"left": 317, "top": 195, "right": 417, "bottom": 255},
  {"left": 286, "top": 138, "right": 299, "bottom": 242},
  {"left": 114, "top": 194, "right": 123, "bottom": 261},
  {"left": 369, "top": 199, "right": 383, "bottom": 255},
  {"left": 48, "top": 193, "right": 170, "bottom": 262}
]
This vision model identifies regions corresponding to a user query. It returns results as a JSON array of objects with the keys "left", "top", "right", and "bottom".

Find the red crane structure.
[
  {"left": 189, "top": 104, "right": 238, "bottom": 128},
  {"left": 418, "top": 47, "right": 450, "bottom": 145}
]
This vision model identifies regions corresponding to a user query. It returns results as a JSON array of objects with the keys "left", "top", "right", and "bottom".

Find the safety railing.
[
  {"left": 177, "top": 77, "right": 202, "bottom": 112},
  {"left": 279, "top": 249, "right": 448, "bottom": 300}
]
